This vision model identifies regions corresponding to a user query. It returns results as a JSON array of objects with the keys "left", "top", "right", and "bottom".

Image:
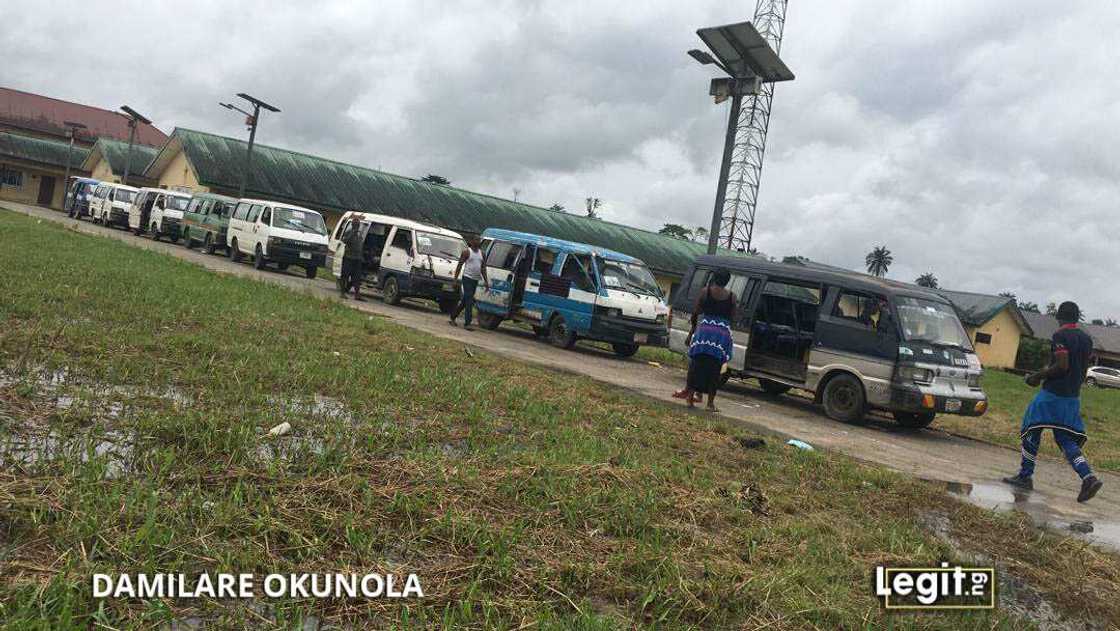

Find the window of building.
[
  {"left": 975, "top": 332, "right": 993, "bottom": 344},
  {"left": 1, "top": 168, "right": 24, "bottom": 188}
]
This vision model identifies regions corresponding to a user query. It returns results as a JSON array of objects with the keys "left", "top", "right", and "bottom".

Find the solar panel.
[{"left": 696, "top": 21, "right": 794, "bottom": 82}]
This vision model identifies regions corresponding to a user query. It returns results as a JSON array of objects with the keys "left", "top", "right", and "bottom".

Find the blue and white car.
[{"left": 475, "top": 229, "right": 669, "bottom": 357}]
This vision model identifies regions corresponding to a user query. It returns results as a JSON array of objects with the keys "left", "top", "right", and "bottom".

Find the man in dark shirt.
[
  {"left": 1004, "top": 301, "right": 1102, "bottom": 502},
  {"left": 340, "top": 216, "right": 366, "bottom": 301}
]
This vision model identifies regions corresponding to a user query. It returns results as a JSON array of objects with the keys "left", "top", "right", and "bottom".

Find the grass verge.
[{"left": 2, "top": 209, "right": 1119, "bottom": 629}]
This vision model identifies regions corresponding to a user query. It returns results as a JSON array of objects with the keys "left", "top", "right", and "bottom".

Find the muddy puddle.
[
  {"left": 937, "top": 479, "right": 1120, "bottom": 552},
  {"left": 0, "top": 429, "right": 137, "bottom": 477}
]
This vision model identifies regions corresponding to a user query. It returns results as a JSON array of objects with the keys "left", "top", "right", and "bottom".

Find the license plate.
[
  {"left": 945, "top": 399, "right": 962, "bottom": 412},
  {"left": 634, "top": 334, "right": 648, "bottom": 344},
  {"left": 299, "top": 252, "right": 312, "bottom": 260}
]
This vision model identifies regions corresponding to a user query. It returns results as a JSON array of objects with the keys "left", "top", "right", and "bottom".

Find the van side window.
[
  {"left": 188, "top": 199, "right": 201, "bottom": 214},
  {"left": 561, "top": 253, "right": 595, "bottom": 292},
  {"left": 260, "top": 207, "right": 272, "bottom": 225},
  {"left": 233, "top": 202, "right": 250, "bottom": 220},
  {"left": 486, "top": 241, "right": 520, "bottom": 270},
  {"left": 832, "top": 291, "right": 885, "bottom": 329},
  {"left": 390, "top": 228, "right": 412, "bottom": 252},
  {"left": 533, "top": 247, "right": 559, "bottom": 275},
  {"left": 248, "top": 205, "right": 263, "bottom": 222}
]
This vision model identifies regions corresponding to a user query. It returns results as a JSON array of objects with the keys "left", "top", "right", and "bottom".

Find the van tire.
[
  {"left": 203, "top": 233, "right": 215, "bottom": 255},
  {"left": 229, "top": 239, "right": 242, "bottom": 262},
  {"left": 305, "top": 266, "right": 317, "bottom": 279},
  {"left": 759, "top": 378, "right": 791, "bottom": 396},
  {"left": 611, "top": 342, "right": 639, "bottom": 358},
  {"left": 254, "top": 244, "right": 267, "bottom": 270},
  {"left": 893, "top": 411, "right": 936, "bottom": 429},
  {"left": 531, "top": 325, "right": 547, "bottom": 338},
  {"left": 278, "top": 263, "right": 289, "bottom": 271},
  {"left": 182, "top": 228, "right": 192, "bottom": 248},
  {"left": 383, "top": 276, "right": 402, "bottom": 304},
  {"left": 1087, "top": 377, "right": 1097, "bottom": 387},
  {"left": 822, "top": 373, "right": 866, "bottom": 424},
  {"left": 478, "top": 312, "right": 503, "bottom": 330},
  {"left": 549, "top": 315, "right": 577, "bottom": 349}
]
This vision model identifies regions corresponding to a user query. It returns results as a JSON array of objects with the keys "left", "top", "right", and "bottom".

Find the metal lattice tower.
[{"left": 719, "top": 0, "right": 788, "bottom": 252}]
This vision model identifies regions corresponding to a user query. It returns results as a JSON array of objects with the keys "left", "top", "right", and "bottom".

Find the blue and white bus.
[{"left": 474, "top": 229, "right": 669, "bottom": 357}]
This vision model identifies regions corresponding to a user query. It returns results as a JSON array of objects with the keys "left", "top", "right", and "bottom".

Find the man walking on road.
[
  {"left": 449, "top": 237, "right": 489, "bottom": 331},
  {"left": 1004, "top": 301, "right": 1103, "bottom": 503},
  {"left": 340, "top": 215, "right": 366, "bottom": 301}
]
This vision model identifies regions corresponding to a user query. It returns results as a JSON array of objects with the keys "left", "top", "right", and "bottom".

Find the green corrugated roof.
[
  {"left": 934, "top": 290, "right": 1014, "bottom": 327},
  {"left": 156, "top": 127, "right": 733, "bottom": 277},
  {"left": 95, "top": 139, "right": 159, "bottom": 176},
  {"left": 0, "top": 131, "right": 89, "bottom": 169}
]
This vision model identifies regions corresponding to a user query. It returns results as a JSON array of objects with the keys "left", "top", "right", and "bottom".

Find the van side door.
[
  {"left": 476, "top": 239, "right": 524, "bottom": 314},
  {"left": 382, "top": 226, "right": 414, "bottom": 274},
  {"left": 811, "top": 287, "right": 897, "bottom": 403},
  {"left": 330, "top": 214, "right": 355, "bottom": 278}
]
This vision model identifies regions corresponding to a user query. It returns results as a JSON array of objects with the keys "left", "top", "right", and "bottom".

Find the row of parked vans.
[{"left": 62, "top": 177, "right": 990, "bottom": 428}]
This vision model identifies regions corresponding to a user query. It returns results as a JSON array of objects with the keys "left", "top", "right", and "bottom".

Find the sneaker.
[
  {"left": 1078, "top": 476, "right": 1103, "bottom": 503},
  {"left": 448, "top": 319, "right": 458, "bottom": 327},
  {"left": 1002, "top": 475, "right": 1033, "bottom": 491},
  {"left": 464, "top": 325, "right": 475, "bottom": 332},
  {"left": 354, "top": 295, "right": 366, "bottom": 302}
]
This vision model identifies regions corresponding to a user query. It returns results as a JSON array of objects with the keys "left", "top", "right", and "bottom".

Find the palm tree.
[
  {"left": 915, "top": 272, "right": 938, "bottom": 288},
  {"left": 865, "top": 246, "right": 893, "bottom": 277}
]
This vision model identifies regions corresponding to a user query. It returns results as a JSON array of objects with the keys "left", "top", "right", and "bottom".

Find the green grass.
[
  {"left": 937, "top": 370, "right": 1120, "bottom": 472},
  {"left": 2, "top": 210, "right": 1120, "bottom": 629}
]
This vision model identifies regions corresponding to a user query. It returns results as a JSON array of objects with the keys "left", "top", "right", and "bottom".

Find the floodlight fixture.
[
  {"left": 118, "top": 106, "right": 151, "bottom": 186},
  {"left": 119, "top": 105, "right": 152, "bottom": 125},
  {"left": 688, "top": 49, "right": 717, "bottom": 66},
  {"left": 237, "top": 93, "right": 281, "bottom": 113}
]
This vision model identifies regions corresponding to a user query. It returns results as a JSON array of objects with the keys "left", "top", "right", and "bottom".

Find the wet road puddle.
[{"left": 938, "top": 479, "right": 1120, "bottom": 551}]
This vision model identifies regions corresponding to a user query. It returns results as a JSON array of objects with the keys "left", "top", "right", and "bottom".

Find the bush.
[{"left": 1015, "top": 336, "right": 1050, "bottom": 371}]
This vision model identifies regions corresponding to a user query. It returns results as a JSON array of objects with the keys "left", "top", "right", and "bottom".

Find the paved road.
[{"left": 8, "top": 202, "right": 1119, "bottom": 549}]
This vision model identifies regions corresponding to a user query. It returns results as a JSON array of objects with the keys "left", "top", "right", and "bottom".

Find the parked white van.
[
  {"left": 327, "top": 211, "right": 466, "bottom": 311},
  {"left": 227, "top": 199, "right": 329, "bottom": 278},
  {"left": 128, "top": 188, "right": 193, "bottom": 241},
  {"left": 89, "top": 183, "right": 139, "bottom": 228}
]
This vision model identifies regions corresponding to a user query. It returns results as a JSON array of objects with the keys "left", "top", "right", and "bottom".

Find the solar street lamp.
[
  {"left": 119, "top": 106, "right": 151, "bottom": 187},
  {"left": 690, "top": 21, "right": 793, "bottom": 254},
  {"left": 220, "top": 93, "right": 280, "bottom": 198}
]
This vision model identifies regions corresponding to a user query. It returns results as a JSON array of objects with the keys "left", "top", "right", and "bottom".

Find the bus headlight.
[{"left": 898, "top": 366, "right": 934, "bottom": 385}]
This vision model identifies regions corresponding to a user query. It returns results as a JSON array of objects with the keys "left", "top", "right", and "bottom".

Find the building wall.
[
  {"left": 89, "top": 155, "right": 120, "bottom": 183},
  {"left": 966, "top": 306, "right": 1022, "bottom": 369},
  {"left": 0, "top": 160, "right": 68, "bottom": 209},
  {"left": 156, "top": 149, "right": 206, "bottom": 192}
]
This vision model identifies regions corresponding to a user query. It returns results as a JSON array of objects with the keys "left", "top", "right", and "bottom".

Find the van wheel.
[
  {"left": 611, "top": 342, "right": 639, "bottom": 357},
  {"left": 1087, "top": 377, "right": 1098, "bottom": 387},
  {"left": 759, "top": 378, "right": 791, "bottom": 396},
  {"left": 822, "top": 373, "right": 866, "bottom": 424},
  {"left": 893, "top": 411, "right": 936, "bottom": 429},
  {"left": 254, "top": 244, "right": 267, "bottom": 269},
  {"left": 478, "top": 312, "right": 503, "bottom": 330},
  {"left": 438, "top": 298, "right": 456, "bottom": 314},
  {"left": 383, "top": 276, "right": 402, "bottom": 304},
  {"left": 305, "top": 266, "right": 317, "bottom": 279},
  {"left": 182, "top": 228, "right": 192, "bottom": 248},
  {"left": 229, "top": 239, "right": 242, "bottom": 262},
  {"left": 531, "top": 325, "right": 547, "bottom": 338},
  {"left": 278, "top": 263, "right": 289, "bottom": 271},
  {"left": 203, "top": 233, "right": 215, "bottom": 255},
  {"left": 549, "top": 315, "right": 577, "bottom": 349}
]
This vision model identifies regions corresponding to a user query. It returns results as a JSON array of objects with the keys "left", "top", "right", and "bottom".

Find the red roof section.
[{"left": 0, "top": 86, "right": 168, "bottom": 147}]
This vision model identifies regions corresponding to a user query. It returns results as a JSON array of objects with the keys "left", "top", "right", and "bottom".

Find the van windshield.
[
  {"left": 167, "top": 196, "right": 191, "bottom": 211},
  {"left": 273, "top": 207, "right": 327, "bottom": 235},
  {"left": 895, "top": 297, "right": 973, "bottom": 351},
  {"left": 416, "top": 232, "right": 463, "bottom": 260},
  {"left": 596, "top": 257, "right": 662, "bottom": 298}
]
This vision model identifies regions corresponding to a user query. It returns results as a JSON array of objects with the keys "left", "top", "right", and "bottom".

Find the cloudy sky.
[{"left": 4, "top": 1, "right": 1118, "bottom": 317}]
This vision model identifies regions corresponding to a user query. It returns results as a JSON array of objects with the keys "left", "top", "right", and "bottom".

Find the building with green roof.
[
  {"left": 79, "top": 138, "right": 160, "bottom": 187},
  {"left": 142, "top": 127, "right": 741, "bottom": 292},
  {"left": 0, "top": 130, "right": 90, "bottom": 209}
]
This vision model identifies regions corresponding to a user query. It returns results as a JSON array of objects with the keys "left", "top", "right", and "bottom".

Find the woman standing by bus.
[{"left": 674, "top": 270, "right": 735, "bottom": 411}]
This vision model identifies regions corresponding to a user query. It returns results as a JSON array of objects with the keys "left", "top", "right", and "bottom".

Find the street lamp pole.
[
  {"left": 706, "top": 89, "right": 743, "bottom": 254},
  {"left": 119, "top": 106, "right": 152, "bottom": 187},
  {"left": 62, "top": 121, "right": 88, "bottom": 215},
  {"left": 220, "top": 93, "right": 280, "bottom": 198}
]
